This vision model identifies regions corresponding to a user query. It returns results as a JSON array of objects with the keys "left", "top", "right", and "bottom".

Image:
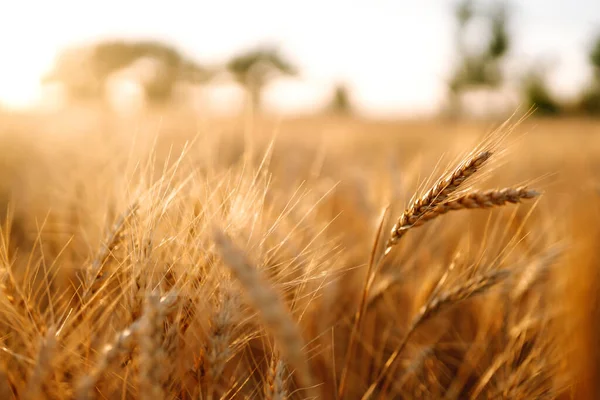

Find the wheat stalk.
[{"left": 338, "top": 206, "right": 389, "bottom": 399}]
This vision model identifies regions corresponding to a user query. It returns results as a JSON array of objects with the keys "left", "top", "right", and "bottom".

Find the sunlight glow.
[
  {"left": 0, "top": 0, "right": 598, "bottom": 116},
  {"left": 0, "top": 66, "right": 46, "bottom": 109}
]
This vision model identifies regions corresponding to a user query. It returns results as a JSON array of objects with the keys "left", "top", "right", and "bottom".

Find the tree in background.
[
  {"left": 327, "top": 83, "right": 354, "bottom": 116},
  {"left": 447, "top": 0, "right": 511, "bottom": 117},
  {"left": 43, "top": 47, "right": 102, "bottom": 101},
  {"left": 579, "top": 33, "right": 600, "bottom": 115},
  {"left": 226, "top": 47, "right": 297, "bottom": 113},
  {"left": 43, "top": 40, "right": 212, "bottom": 105},
  {"left": 522, "top": 67, "right": 560, "bottom": 116}
]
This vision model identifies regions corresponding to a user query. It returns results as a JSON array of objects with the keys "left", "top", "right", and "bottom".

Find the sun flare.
[{"left": 0, "top": 61, "right": 51, "bottom": 109}]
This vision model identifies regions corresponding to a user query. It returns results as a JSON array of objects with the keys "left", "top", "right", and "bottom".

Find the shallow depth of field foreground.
[{"left": 1, "top": 111, "right": 600, "bottom": 399}]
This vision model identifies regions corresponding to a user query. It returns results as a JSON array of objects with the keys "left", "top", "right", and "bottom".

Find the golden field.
[{"left": 1, "top": 108, "right": 600, "bottom": 399}]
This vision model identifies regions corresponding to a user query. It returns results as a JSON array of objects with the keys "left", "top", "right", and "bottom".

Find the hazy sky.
[{"left": 0, "top": 0, "right": 598, "bottom": 116}]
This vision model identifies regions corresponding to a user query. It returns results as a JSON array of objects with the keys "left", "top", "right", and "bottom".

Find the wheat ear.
[
  {"left": 212, "top": 229, "right": 316, "bottom": 396},
  {"left": 265, "top": 353, "right": 287, "bottom": 400},
  {"left": 76, "top": 326, "right": 138, "bottom": 400},
  {"left": 0, "top": 266, "right": 44, "bottom": 330},
  {"left": 82, "top": 202, "right": 139, "bottom": 304},
  {"left": 139, "top": 293, "right": 172, "bottom": 400},
  {"left": 75, "top": 294, "right": 174, "bottom": 400},
  {"left": 362, "top": 269, "right": 510, "bottom": 399},
  {"left": 205, "top": 285, "right": 238, "bottom": 400},
  {"left": 24, "top": 328, "right": 57, "bottom": 400},
  {"left": 385, "top": 150, "right": 492, "bottom": 254},
  {"left": 397, "top": 187, "right": 539, "bottom": 236}
]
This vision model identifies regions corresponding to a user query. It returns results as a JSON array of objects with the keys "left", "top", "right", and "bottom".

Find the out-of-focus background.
[{"left": 1, "top": 0, "right": 599, "bottom": 119}]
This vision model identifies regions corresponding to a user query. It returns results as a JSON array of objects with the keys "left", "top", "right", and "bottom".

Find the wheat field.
[{"left": 0, "top": 108, "right": 599, "bottom": 399}]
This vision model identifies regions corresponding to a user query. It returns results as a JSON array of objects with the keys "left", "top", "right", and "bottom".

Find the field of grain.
[{"left": 1, "top": 109, "right": 599, "bottom": 399}]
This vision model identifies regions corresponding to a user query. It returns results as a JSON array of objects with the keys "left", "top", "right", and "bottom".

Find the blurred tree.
[
  {"left": 578, "top": 33, "right": 600, "bottom": 115},
  {"left": 487, "top": 3, "right": 510, "bottom": 63},
  {"left": 447, "top": 0, "right": 511, "bottom": 117},
  {"left": 580, "top": 90, "right": 600, "bottom": 115},
  {"left": 522, "top": 68, "right": 560, "bottom": 116},
  {"left": 590, "top": 34, "right": 600, "bottom": 82},
  {"left": 43, "top": 40, "right": 212, "bottom": 105},
  {"left": 43, "top": 47, "right": 102, "bottom": 101},
  {"left": 328, "top": 83, "right": 354, "bottom": 115},
  {"left": 455, "top": 0, "right": 474, "bottom": 28},
  {"left": 226, "top": 47, "right": 297, "bottom": 113}
]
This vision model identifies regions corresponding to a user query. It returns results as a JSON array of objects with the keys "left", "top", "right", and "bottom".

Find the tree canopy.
[
  {"left": 327, "top": 83, "right": 354, "bottom": 116},
  {"left": 447, "top": 0, "right": 511, "bottom": 116},
  {"left": 43, "top": 40, "right": 212, "bottom": 103},
  {"left": 226, "top": 46, "right": 298, "bottom": 112}
]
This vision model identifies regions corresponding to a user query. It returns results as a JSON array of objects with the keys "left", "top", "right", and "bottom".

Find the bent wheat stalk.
[{"left": 338, "top": 206, "right": 389, "bottom": 399}]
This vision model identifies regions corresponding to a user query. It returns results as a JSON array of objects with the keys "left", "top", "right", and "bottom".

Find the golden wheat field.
[{"left": 1, "top": 108, "right": 600, "bottom": 399}]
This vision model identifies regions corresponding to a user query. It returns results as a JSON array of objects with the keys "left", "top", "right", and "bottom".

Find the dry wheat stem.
[
  {"left": 384, "top": 150, "right": 492, "bottom": 254},
  {"left": 337, "top": 206, "right": 389, "bottom": 399}
]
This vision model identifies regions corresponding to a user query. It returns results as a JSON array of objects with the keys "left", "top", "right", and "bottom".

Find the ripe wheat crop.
[{"left": 0, "top": 110, "right": 598, "bottom": 399}]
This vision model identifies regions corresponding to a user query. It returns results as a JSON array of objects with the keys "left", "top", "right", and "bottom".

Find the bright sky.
[{"left": 0, "top": 0, "right": 598, "bottom": 116}]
